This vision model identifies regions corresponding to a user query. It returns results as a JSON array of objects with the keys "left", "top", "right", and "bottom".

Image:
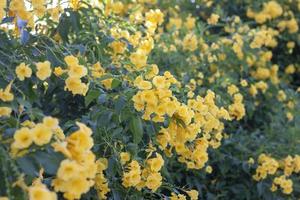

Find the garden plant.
[{"left": 0, "top": 0, "right": 299, "bottom": 199}]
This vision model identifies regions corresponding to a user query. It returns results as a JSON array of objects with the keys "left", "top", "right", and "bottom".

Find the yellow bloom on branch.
[
  {"left": 15, "top": 63, "right": 32, "bottom": 81},
  {"left": 36, "top": 61, "right": 52, "bottom": 81},
  {"left": 0, "top": 81, "right": 14, "bottom": 102}
]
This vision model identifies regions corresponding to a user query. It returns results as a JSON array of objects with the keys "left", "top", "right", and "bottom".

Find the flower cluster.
[
  {"left": 28, "top": 178, "right": 57, "bottom": 200},
  {"left": 16, "top": 61, "right": 52, "bottom": 81},
  {"left": 63, "top": 56, "right": 89, "bottom": 96},
  {"left": 157, "top": 90, "right": 230, "bottom": 169},
  {"left": 94, "top": 158, "right": 110, "bottom": 199},
  {"left": 133, "top": 71, "right": 179, "bottom": 122},
  {"left": 11, "top": 117, "right": 61, "bottom": 155},
  {"left": 0, "top": 81, "right": 13, "bottom": 117},
  {"left": 52, "top": 122, "right": 97, "bottom": 199},
  {"left": 253, "top": 154, "right": 300, "bottom": 194},
  {"left": 228, "top": 93, "right": 246, "bottom": 120},
  {"left": 0, "top": 0, "right": 299, "bottom": 199},
  {"left": 247, "top": 1, "right": 283, "bottom": 24},
  {"left": 122, "top": 152, "right": 164, "bottom": 192}
]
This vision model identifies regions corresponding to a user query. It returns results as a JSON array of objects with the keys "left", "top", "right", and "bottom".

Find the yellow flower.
[
  {"left": 67, "top": 126, "right": 93, "bottom": 153},
  {"left": 52, "top": 123, "right": 96, "bottom": 199},
  {"left": 43, "top": 116, "right": 59, "bottom": 130},
  {"left": 130, "top": 50, "right": 148, "bottom": 70},
  {"left": 145, "top": 172, "right": 162, "bottom": 191},
  {"left": 170, "top": 193, "right": 186, "bottom": 200},
  {"left": 96, "top": 158, "right": 108, "bottom": 171},
  {"left": 286, "top": 41, "right": 295, "bottom": 49},
  {"left": 57, "top": 159, "right": 82, "bottom": 181},
  {"left": 254, "top": 12, "right": 268, "bottom": 24},
  {"left": 0, "top": 81, "right": 14, "bottom": 102},
  {"left": 120, "top": 152, "right": 131, "bottom": 165},
  {"left": 145, "top": 64, "right": 159, "bottom": 80},
  {"left": 64, "top": 55, "right": 79, "bottom": 66},
  {"left": 110, "top": 1, "right": 124, "bottom": 14},
  {"left": 48, "top": 6, "right": 61, "bottom": 22},
  {"left": 263, "top": 1, "right": 283, "bottom": 19},
  {"left": 13, "top": 127, "right": 33, "bottom": 149},
  {"left": 152, "top": 76, "right": 167, "bottom": 89},
  {"left": 228, "top": 102, "right": 245, "bottom": 120},
  {"left": 15, "top": 63, "right": 32, "bottom": 81},
  {"left": 285, "top": 64, "right": 295, "bottom": 74},
  {"left": 52, "top": 142, "right": 71, "bottom": 158},
  {"left": 139, "top": 38, "right": 154, "bottom": 54},
  {"left": 54, "top": 67, "right": 66, "bottom": 76},
  {"left": 70, "top": 0, "right": 81, "bottom": 11},
  {"left": 147, "top": 153, "right": 164, "bottom": 172},
  {"left": 65, "top": 77, "right": 88, "bottom": 96},
  {"left": 63, "top": 177, "right": 93, "bottom": 200},
  {"left": 0, "top": 0, "right": 6, "bottom": 20},
  {"left": 293, "top": 156, "right": 300, "bottom": 173},
  {"left": 255, "top": 81, "right": 268, "bottom": 93},
  {"left": 21, "top": 120, "right": 35, "bottom": 128},
  {"left": 270, "top": 184, "right": 278, "bottom": 192},
  {"left": 95, "top": 170, "right": 110, "bottom": 199},
  {"left": 273, "top": 175, "right": 293, "bottom": 194},
  {"left": 249, "top": 84, "right": 258, "bottom": 97},
  {"left": 286, "top": 18, "right": 298, "bottom": 33},
  {"left": 32, "top": 123, "right": 53, "bottom": 146},
  {"left": 29, "top": 183, "right": 57, "bottom": 200},
  {"left": 101, "top": 78, "right": 113, "bottom": 90},
  {"left": 286, "top": 112, "right": 293, "bottom": 121},
  {"left": 207, "top": 13, "right": 220, "bottom": 25},
  {"left": 253, "top": 67, "right": 270, "bottom": 80},
  {"left": 109, "top": 41, "right": 126, "bottom": 54},
  {"left": 0, "top": 107, "right": 12, "bottom": 117},
  {"left": 91, "top": 62, "right": 105, "bottom": 78},
  {"left": 33, "top": 5, "right": 47, "bottom": 18},
  {"left": 76, "top": 121, "right": 92, "bottom": 136},
  {"left": 167, "top": 17, "right": 182, "bottom": 30},
  {"left": 145, "top": 9, "right": 164, "bottom": 26},
  {"left": 248, "top": 157, "right": 255, "bottom": 165},
  {"left": 136, "top": 80, "right": 152, "bottom": 90},
  {"left": 240, "top": 79, "right": 248, "bottom": 87},
  {"left": 205, "top": 165, "right": 213, "bottom": 173},
  {"left": 68, "top": 64, "right": 87, "bottom": 78},
  {"left": 122, "top": 160, "right": 141, "bottom": 187},
  {"left": 185, "top": 16, "right": 196, "bottom": 30},
  {"left": 227, "top": 84, "right": 239, "bottom": 96},
  {"left": 277, "top": 90, "right": 286, "bottom": 102},
  {"left": 182, "top": 33, "right": 198, "bottom": 51},
  {"left": 186, "top": 190, "right": 198, "bottom": 200},
  {"left": 36, "top": 61, "right": 52, "bottom": 80}
]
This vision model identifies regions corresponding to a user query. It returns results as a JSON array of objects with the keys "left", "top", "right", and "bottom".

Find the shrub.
[{"left": 0, "top": 0, "right": 299, "bottom": 199}]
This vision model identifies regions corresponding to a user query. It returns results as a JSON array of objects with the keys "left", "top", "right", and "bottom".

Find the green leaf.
[
  {"left": 57, "top": 13, "right": 71, "bottom": 42},
  {"left": 97, "top": 74, "right": 113, "bottom": 82},
  {"left": 85, "top": 89, "right": 100, "bottom": 106},
  {"left": 111, "top": 79, "right": 121, "bottom": 89},
  {"left": 112, "top": 127, "right": 123, "bottom": 139},
  {"left": 127, "top": 143, "right": 138, "bottom": 156},
  {"left": 16, "top": 156, "right": 39, "bottom": 178},
  {"left": 129, "top": 116, "right": 143, "bottom": 144},
  {"left": 70, "top": 11, "right": 81, "bottom": 32},
  {"left": 46, "top": 49, "right": 64, "bottom": 67},
  {"left": 112, "top": 189, "right": 121, "bottom": 200},
  {"left": 107, "top": 157, "right": 118, "bottom": 177},
  {"left": 114, "top": 96, "right": 126, "bottom": 113},
  {"left": 33, "top": 150, "right": 64, "bottom": 175},
  {"left": 97, "top": 110, "right": 113, "bottom": 127}
]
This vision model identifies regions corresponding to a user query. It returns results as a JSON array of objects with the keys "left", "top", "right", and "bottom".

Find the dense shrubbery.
[{"left": 0, "top": 0, "right": 299, "bottom": 199}]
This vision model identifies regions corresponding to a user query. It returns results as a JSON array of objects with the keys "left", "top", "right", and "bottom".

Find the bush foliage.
[{"left": 0, "top": 0, "right": 299, "bottom": 199}]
